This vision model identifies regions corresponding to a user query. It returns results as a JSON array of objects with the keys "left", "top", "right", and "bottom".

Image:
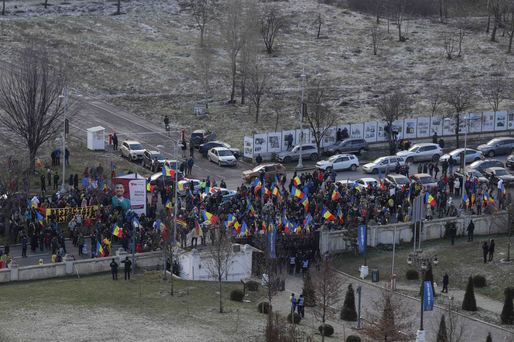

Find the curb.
[{"left": 333, "top": 269, "right": 514, "bottom": 335}]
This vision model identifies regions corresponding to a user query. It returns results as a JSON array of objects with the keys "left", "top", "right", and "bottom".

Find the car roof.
[
  {"left": 359, "top": 177, "right": 377, "bottom": 182},
  {"left": 211, "top": 146, "right": 230, "bottom": 151},
  {"left": 331, "top": 153, "right": 356, "bottom": 158},
  {"left": 412, "top": 173, "right": 432, "bottom": 178},
  {"left": 412, "top": 143, "right": 439, "bottom": 147},
  {"left": 146, "top": 150, "right": 161, "bottom": 154},
  {"left": 294, "top": 143, "right": 316, "bottom": 147},
  {"left": 486, "top": 167, "right": 506, "bottom": 171},
  {"left": 387, "top": 174, "right": 408, "bottom": 179},
  {"left": 123, "top": 140, "right": 141, "bottom": 145},
  {"left": 192, "top": 129, "right": 207, "bottom": 134}
]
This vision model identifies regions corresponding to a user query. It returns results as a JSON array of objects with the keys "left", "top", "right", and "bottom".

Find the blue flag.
[
  {"left": 358, "top": 224, "right": 366, "bottom": 254},
  {"left": 268, "top": 229, "right": 277, "bottom": 259},
  {"left": 423, "top": 280, "right": 434, "bottom": 311}
]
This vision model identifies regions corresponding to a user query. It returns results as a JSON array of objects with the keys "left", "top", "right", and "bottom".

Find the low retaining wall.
[
  {"left": 320, "top": 211, "right": 509, "bottom": 254},
  {"left": 0, "top": 251, "right": 163, "bottom": 284}
]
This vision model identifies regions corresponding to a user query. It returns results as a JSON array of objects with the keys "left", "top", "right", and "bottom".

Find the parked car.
[
  {"left": 362, "top": 156, "right": 406, "bottom": 174},
  {"left": 199, "top": 141, "right": 240, "bottom": 158},
  {"left": 277, "top": 144, "right": 319, "bottom": 163},
  {"left": 148, "top": 171, "right": 184, "bottom": 186},
  {"left": 483, "top": 167, "right": 514, "bottom": 185},
  {"left": 355, "top": 177, "right": 379, "bottom": 189},
  {"left": 177, "top": 178, "right": 201, "bottom": 195},
  {"left": 324, "top": 138, "right": 368, "bottom": 155},
  {"left": 468, "top": 159, "right": 504, "bottom": 173},
  {"left": 439, "top": 148, "right": 482, "bottom": 165},
  {"left": 120, "top": 140, "right": 145, "bottom": 161},
  {"left": 410, "top": 173, "right": 438, "bottom": 190},
  {"left": 315, "top": 154, "right": 359, "bottom": 172},
  {"left": 242, "top": 163, "right": 286, "bottom": 183},
  {"left": 384, "top": 174, "right": 410, "bottom": 190},
  {"left": 208, "top": 147, "right": 237, "bottom": 167},
  {"left": 477, "top": 137, "right": 514, "bottom": 157},
  {"left": 209, "top": 187, "right": 237, "bottom": 203},
  {"left": 396, "top": 143, "right": 443, "bottom": 163},
  {"left": 506, "top": 153, "right": 514, "bottom": 169},
  {"left": 142, "top": 150, "right": 168, "bottom": 172},
  {"left": 454, "top": 169, "right": 488, "bottom": 184},
  {"left": 191, "top": 129, "right": 216, "bottom": 147}
]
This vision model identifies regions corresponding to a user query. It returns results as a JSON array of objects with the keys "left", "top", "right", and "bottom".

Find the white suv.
[
  {"left": 396, "top": 143, "right": 443, "bottom": 163},
  {"left": 316, "top": 154, "right": 359, "bottom": 171},
  {"left": 120, "top": 140, "right": 145, "bottom": 161}
]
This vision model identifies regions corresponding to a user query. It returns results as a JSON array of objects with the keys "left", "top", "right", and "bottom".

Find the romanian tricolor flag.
[
  {"left": 293, "top": 176, "right": 301, "bottom": 187},
  {"left": 301, "top": 196, "right": 309, "bottom": 211},
  {"left": 331, "top": 190, "right": 341, "bottom": 202},
  {"left": 176, "top": 218, "right": 187, "bottom": 228},
  {"left": 36, "top": 211, "right": 45, "bottom": 225},
  {"left": 247, "top": 201, "right": 256, "bottom": 216},
  {"left": 234, "top": 220, "right": 241, "bottom": 233},
  {"left": 337, "top": 206, "right": 344, "bottom": 224},
  {"left": 321, "top": 207, "right": 336, "bottom": 221},
  {"left": 294, "top": 224, "right": 302, "bottom": 235},
  {"left": 97, "top": 241, "right": 106, "bottom": 257},
  {"left": 112, "top": 224, "right": 123, "bottom": 238},
  {"left": 240, "top": 221, "right": 249, "bottom": 236},
  {"left": 425, "top": 192, "right": 436, "bottom": 207},
  {"left": 463, "top": 192, "right": 469, "bottom": 207},
  {"left": 291, "top": 185, "right": 305, "bottom": 200},
  {"left": 165, "top": 199, "right": 173, "bottom": 209},
  {"left": 162, "top": 165, "right": 175, "bottom": 177},
  {"left": 225, "top": 214, "right": 236, "bottom": 227},
  {"left": 272, "top": 186, "right": 280, "bottom": 197},
  {"left": 264, "top": 187, "right": 271, "bottom": 197},
  {"left": 146, "top": 183, "right": 154, "bottom": 192},
  {"left": 202, "top": 210, "right": 219, "bottom": 224}
]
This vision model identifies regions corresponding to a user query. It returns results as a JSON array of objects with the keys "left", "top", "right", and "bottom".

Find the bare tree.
[
  {"left": 191, "top": 0, "right": 218, "bottom": 47},
  {"left": 506, "top": 6, "right": 514, "bottom": 53},
  {"left": 433, "top": 300, "right": 465, "bottom": 342},
  {"left": 205, "top": 227, "right": 234, "bottom": 314},
  {"left": 0, "top": 46, "right": 67, "bottom": 171},
  {"left": 361, "top": 290, "right": 415, "bottom": 341},
  {"left": 445, "top": 86, "right": 473, "bottom": 148},
  {"left": 443, "top": 31, "right": 457, "bottom": 60},
  {"left": 222, "top": 0, "right": 244, "bottom": 103},
  {"left": 481, "top": 75, "right": 506, "bottom": 113},
  {"left": 193, "top": 46, "right": 214, "bottom": 98},
  {"left": 44, "top": 0, "right": 49, "bottom": 9},
  {"left": 429, "top": 92, "right": 443, "bottom": 117},
  {"left": 312, "top": 257, "right": 342, "bottom": 342},
  {"left": 2, "top": 0, "right": 5, "bottom": 16},
  {"left": 115, "top": 0, "right": 121, "bottom": 15},
  {"left": 260, "top": 6, "right": 285, "bottom": 54},
  {"left": 490, "top": 0, "right": 504, "bottom": 42},
  {"left": 314, "top": 12, "right": 324, "bottom": 39},
  {"left": 270, "top": 93, "right": 286, "bottom": 132},
  {"left": 391, "top": 0, "right": 407, "bottom": 42},
  {"left": 304, "top": 79, "right": 337, "bottom": 153},
  {"left": 375, "top": 88, "right": 410, "bottom": 153},
  {"left": 247, "top": 57, "right": 270, "bottom": 123},
  {"left": 371, "top": 23, "right": 381, "bottom": 55}
]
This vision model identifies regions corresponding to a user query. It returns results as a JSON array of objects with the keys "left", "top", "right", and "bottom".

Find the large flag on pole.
[{"left": 358, "top": 224, "right": 366, "bottom": 254}]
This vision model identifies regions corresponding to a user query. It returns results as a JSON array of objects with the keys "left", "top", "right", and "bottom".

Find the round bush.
[
  {"left": 346, "top": 336, "right": 361, "bottom": 342},
  {"left": 230, "top": 289, "right": 244, "bottom": 302},
  {"left": 473, "top": 275, "right": 487, "bottom": 288},
  {"left": 247, "top": 280, "right": 259, "bottom": 292},
  {"left": 406, "top": 269, "right": 419, "bottom": 280},
  {"left": 287, "top": 312, "right": 302, "bottom": 324},
  {"left": 257, "top": 301, "right": 271, "bottom": 314},
  {"left": 318, "top": 324, "right": 334, "bottom": 337}
]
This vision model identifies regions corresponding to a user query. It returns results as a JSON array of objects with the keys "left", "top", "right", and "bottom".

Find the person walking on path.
[
  {"left": 112, "top": 133, "right": 118, "bottom": 151},
  {"left": 297, "top": 294, "right": 305, "bottom": 318},
  {"left": 482, "top": 241, "right": 489, "bottom": 264},
  {"left": 122, "top": 256, "right": 132, "bottom": 280},
  {"left": 21, "top": 235, "right": 28, "bottom": 258},
  {"left": 290, "top": 293, "right": 297, "bottom": 315},
  {"left": 53, "top": 173, "right": 59, "bottom": 190},
  {"left": 488, "top": 239, "right": 495, "bottom": 262},
  {"left": 289, "top": 255, "right": 296, "bottom": 275},
  {"left": 189, "top": 141, "right": 194, "bottom": 158},
  {"left": 110, "top": 258, "right": 119, "bottom": 280},
  {"left": 467, "top": 220, "right": 475, "bottom": 242},
  {"left": 40, "top": 173, "right": 46, "bottom": 193},
  {"left": 187, "top": 157, "right": 194, "bottom": 176},
  {"left": 442, "top": 273, "right": 449, "bottom": 293}
]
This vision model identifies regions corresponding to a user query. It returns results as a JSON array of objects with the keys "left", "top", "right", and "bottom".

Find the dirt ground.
[{"left": 0, "top": 0, "right": 513, "bottom": 148}]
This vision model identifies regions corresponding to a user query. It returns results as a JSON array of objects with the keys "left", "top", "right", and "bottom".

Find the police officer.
[
  {"left": 110, "top": 258, "right": 119, "bottom": 280},
  {"left": 122, "top": 256, "right": 132, "bottom": 280},
  {"left": 297, "top": 294, "right": 305, "bottom": 318}
]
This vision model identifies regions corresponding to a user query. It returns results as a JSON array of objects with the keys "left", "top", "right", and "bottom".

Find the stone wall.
[{"left": 320, "top": 211, "right": 509, "bottom": 254}]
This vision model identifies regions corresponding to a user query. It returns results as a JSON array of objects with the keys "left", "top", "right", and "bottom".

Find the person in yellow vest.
[
  {"left": 51, "top": 254, "right": 57, "bottom": 263},
  {"left": 38, "top": 259, "right": 44, "bottom": 266}
]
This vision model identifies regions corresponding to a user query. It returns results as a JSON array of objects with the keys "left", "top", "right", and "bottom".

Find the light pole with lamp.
[
  {"left": 296, "top": 71, "right": 306, "bottom": 170},
  {"left": 58, "top": 86, "right": 68, "bottom": 192}
]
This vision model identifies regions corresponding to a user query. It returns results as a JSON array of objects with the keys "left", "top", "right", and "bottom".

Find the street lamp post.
[
  {"left": 296, "top": 71, "right": 306, "bottom": 170},
  {"left": 356, "top": 285, "right": 362, "bottom": 329},
  {"left": 59, "top": 86, "right": 69, "bottom": 192}
]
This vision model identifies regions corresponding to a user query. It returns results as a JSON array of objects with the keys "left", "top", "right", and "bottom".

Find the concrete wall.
[
  {"left": 178, "top": 244, "right": 254, "bottom": 282},
  {"left": 0, "top": 251, "right": 163, "bottom": 284},
  {"left": 320, "top": 211, "right": 509, "bottom": 254}
]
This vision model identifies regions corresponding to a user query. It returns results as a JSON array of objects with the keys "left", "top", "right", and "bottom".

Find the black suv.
[{"left": 324, "top": 138, "right": 368, "bottom": 155}]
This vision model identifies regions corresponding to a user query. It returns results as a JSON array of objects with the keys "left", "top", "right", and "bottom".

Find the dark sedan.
[
  {"left": 198, "top": 141, "right": 240, "bottom": 158},
  {"left": 483, "top": 167, "right": 514, "bottom": 185}
]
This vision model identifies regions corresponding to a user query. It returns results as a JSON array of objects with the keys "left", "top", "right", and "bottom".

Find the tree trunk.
[
  {"left": 219, "top": 278, "right": 223, "bottom": 313},
  {"left": 116, "top": 0, "right": 121, "bottom": 15},
  {"left": 240, "top": 78, "right": 246, "bottom": 105},
  {"left": 486, "top": 0, "right": 491, "bottom": 33},
  {"left": 44, "top": 0, "right": 48, "bottom": 9},
  {"left": 29, "top": 148, "right": 37, "bottom": 173},
  {"left": 2, "top": 0, "right": 5, "bottom": 16},
  {"left": 230, "top": 60, "right": 236, "bottom": 103},
  {"left": 439, "top": 0, "right": 444, "bottom": 23},
  {"left": 255, "top": 98, "right": 260, "bottom": 123},
  {"left": 200, "top": 28, "right": 205, "bottom": 47},
  {"left": 508, "top": 33, "right": 513, "bottom": 53},
  {"left": 455, "top": 115, "right": 460, "bottom": 148},
  {"left": 275, "top": 111, "right": 279, "bottom": 131},
  {"left": 491, "top": 21, "right": 498, "bottom": 41},
  {"left": 398, "top": 22, "right": 402, "bottom": 42},
  {"left": 375, "top": 0, "right": 380, "bottom": 24}
]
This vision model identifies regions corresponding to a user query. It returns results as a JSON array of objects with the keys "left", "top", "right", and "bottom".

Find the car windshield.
[
  {"left": 152, "top": 154, "right": 164, "bottom": 160},
  {"left": 450, "top": 149, "right": 463, "bottom": 156},
  {"left": 130, "top": 144, "right": 144, "bottom": 150},
  {"left": 487, "top": 139, "right": 499, "bottom": 145},
  {"left": 393, "top": 177, "right": 409, "bottom": 184},
  {"left": 328, "top": 155, "right": 340, "bottom": 162},
  {"left": 191, "top": 133, "right": 203, "bottom": 138},
  {"left": 408, "top": 146, "right": 419, "bottom": 152},
  {"left": 419, "top": 176, "right": 435, "bottom": 184},
  {"left": 374, "top": 157, "right": 386, "bottom": 164},
  {"left": 218, "top": 150, "right": 233, "bottom": 156},
  {"left": 495, "top": 169, "right": 509, "bottom": 176},
  {"left": 469, "top": 170, "right": 482, "bottom": 177}
]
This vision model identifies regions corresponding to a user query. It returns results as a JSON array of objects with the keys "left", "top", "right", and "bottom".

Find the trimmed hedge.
[
  {"left": 257, "top": 302, "right": 271, "bottom": 314},
  {"left": 346, "top": 336, "right": 361, "bottom": 342},
  {"left": 406, "top": 269, "right": 419, "bottom": 280},
  {"left": 473, "top": 275, "right": 487, "bottom": 288},
  {"left": 287, "top": 312, "right": 302, "bottom": 324},
  {"left": 318, "top": 324, "right": 334, "bottom": 337},
  {"left": 247, "top": 280, "right": 259, "bottom": 292},
  {"left": 230, "top": 289, "right": 244, "bottom": 302}
]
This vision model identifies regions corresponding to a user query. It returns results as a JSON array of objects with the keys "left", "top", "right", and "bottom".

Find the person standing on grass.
[
  {"left": 467, "top": 219, "right": 475, "bottom": 242},
  {"left": 488, "top": 239, "right": 495, "bottom": 262},
  {"left": 122, "top": 256, "right": 132, "bottom": 280},
  {"left": 110, "top": 258, "right": 119, "bottom": 280},
  {"left": 112, "top": 132, "right": 118, "bottom": 151},
  {"left": 442, "top": 273, "right": 449, "bottom": 293},
  {"left": 187, "top": 157, "right": 194, "bottom": 176},
  {"left": 482, "top": 241, "right": 489, "bottom": 264},
  {"left": 40, "top": 173, "right": 46, "bottom": 193}
]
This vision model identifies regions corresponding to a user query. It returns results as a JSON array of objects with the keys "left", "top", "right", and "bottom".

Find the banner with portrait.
[
  {"left": 253, "top": 133, "right": 268, "bottom": 155},
  {"left": 508, "top": 111, "right": 514, "bottom": 130},
  {"left": 495, "top": 111, "right": 507, "bottom": 131},
  {"left": 112, "top": 175, "right": 146, "bottom": 216},
  {"left": 295, "top": 128, "right": 310, "bottom": 146},
  {"left": 430, "top": 116, "right": 443, "bottom": 136},
  {"left": 322, "top": 127, "right": 337, "bottom": 147},
  {"left": 442, "top": 117, "right": 454, "bottom": 136},
  {"left": 243, "top": 136, "right": 254, "bottom": 159},
  {"left": 468, "top": 113, "right": 482, "bottom": 133},
  {"left": 364, "top": 121, "right": 378, "bottom": 142},
  {"left": 350, "top": 123, "right": 364, "bottom": 139},
  {"left": 482, "top": 112, "right": 495, "bottom": 132},
  {"left": 266, "top": 132, "right": 282, "bottom": 153},
  {"left": 46, "top": 206, "right": 99, "bottom": 223},
  {"left": 281, "top": 130, "right": 296, "bottom": 151},
  {"left": 416, "top": 117, "right": 430, "bottom": 138},
  {"left": 392, "top": 119, "right": 404, "bottom": 139},
  {"left": 403, "top": 118, "right": 417, "bottom": 139},
  {"left": 376, "top": 121, "right": 387, "bottom": 142}
]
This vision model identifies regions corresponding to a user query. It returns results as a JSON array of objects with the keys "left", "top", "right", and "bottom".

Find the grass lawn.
[
  {"left": 0, "top": 271, "right": 268, "bottom": 341},
  {"left": 334, "top": 234, "right": 514, "bottom": 302}
]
